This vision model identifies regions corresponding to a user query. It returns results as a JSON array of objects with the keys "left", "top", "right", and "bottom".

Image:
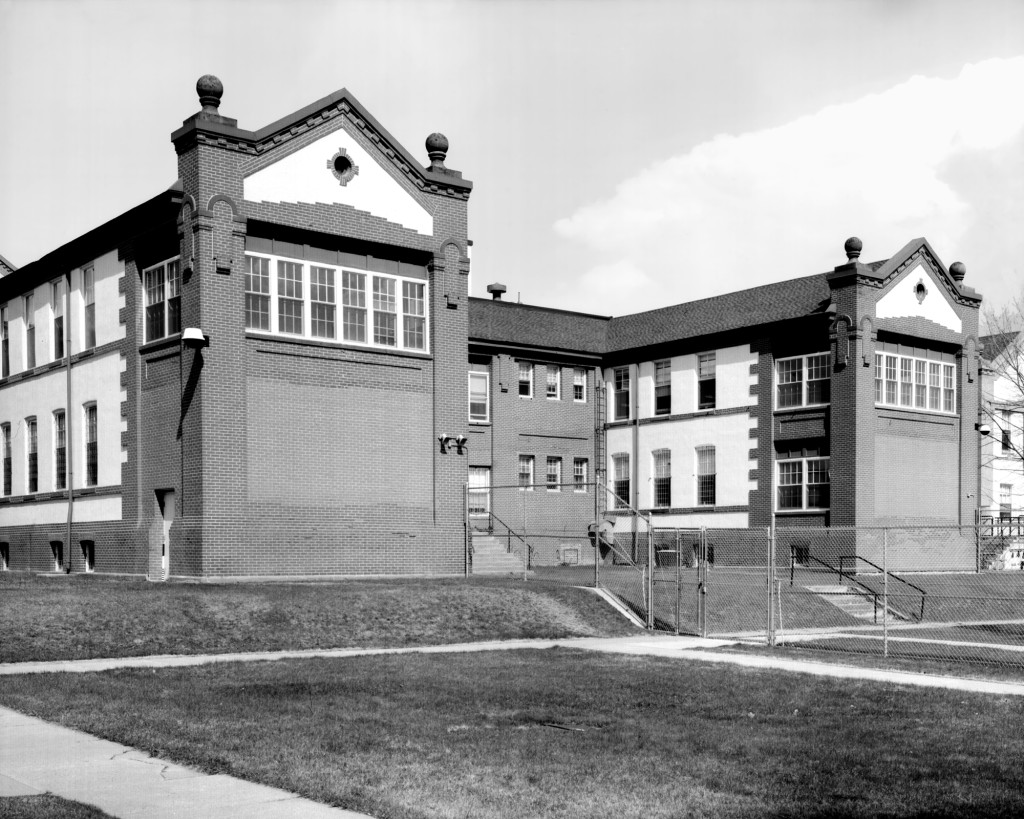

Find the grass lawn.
[
  {"left": 0, "top": 795, "right": 112, "bottom": 818},
  {"left": 0, "top": 573, "right": 638, "bottom": 663},
  {"left": 1, "top": 649, "right": 1022, "bottom": 818}
]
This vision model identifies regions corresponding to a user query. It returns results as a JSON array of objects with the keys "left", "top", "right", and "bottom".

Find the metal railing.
[
  {"left": 790, "top": 549, "right": 886, "bottom": 624},
  {"left": 839, "top": 554, "right": 926, "bottom": 621}
]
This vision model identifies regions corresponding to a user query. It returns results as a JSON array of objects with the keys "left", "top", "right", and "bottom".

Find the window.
[
  {"left": 999, "top": 484, "right": 1012, "bottom": 520},
  {"left": 84, "top": 404, "right": 98, "bottom": 487},
  {"left": 1003, "top": 411, "right": 1013, "bottom": 454},
  {"left": 24, "top": 293, "right": 35, "bottom": 369},
  {"left": 613, "top": 367, "right": 630, "bottom": 420},
  {"left": 518, "top": 362, "right": 533, "bottom": 397},
  {"left": 0, "top": 542, "right": 7, "bottom": 571},
  {"left": 342, "top": 270, "right": 366, "bottom": 342},
  {"left": 83, "top": 267, "right": 96, "bottom": 350},
  {"left": 777, "top": 457, "right": 830, "bottom": 510},
  {"left": 27, "top": 418, "right": 37, "bottom": 493},
  {"left": 1, "top": 304, "right": 8, "bottom": 377},
  {"left": 696, "top": 446, "right": 715, "bottom": 506},
  {"left": 469, "top": 371, "right": 489, "bottom": 423},
  {"left": 372, "top": 275, "right": 396, "bottom": 346},
  {"left": 1, "top": 424, "right": 10, "bottom": 496},
  {"left": 50, "top": 541, "right": 63, "bottom": 573},
  {"left": 612, "top": 453, "right": 630, "bottom": 508},
  {"left": 278, "top": 260, "right": 304, "bottom": 335},
  {"left": 874, "top": 353, "right": 955, "bottom": 414},
  {"left": 54, "top": 410, "right": 66, "bottom": 491},
  {"left": 698, "top": 353, "right": 716, "bottom": 410},
  {"left": 546, "top": 365, "right": 560, "bottom": 400},
  {"left": 777, "top": 353, "right": 829, "bottom": 409},
  {"left": 402, "top": 281, "right": 425, "bottom": 350},
  {"left": 245, "top": 256, "right": 271, "bottom": 331},
  {"left": 310, "top": 266, "right": 336, "bottom": 339},
  {"left": 654, "top": 360, "right": 671, "bottom": 415},
  {"left": 573, "top": 368, "right": 586, "bottom": 402},
  {"left": 144, "top": 258, "right": 181, "bottom": 342},
  {"left": 518, "top": 455, "right": 534, "bottom": 489},
  {"left": 546, "top": 457, "right": 562, "bottom": 491},
  {"left": 653, "top": 449, "right": 671, "bottom": 507},
  {"left": 573, "top": 458, "right": 588, "bottom": 492},
  {"left": 81, "top": 540, "right": 95, "bottom": 573},
  {"left": 52, "top": 278, "right": 65, "bottom": 360},
  {"left": 468, "top": 467, "right": 490, "bottom": 516}
]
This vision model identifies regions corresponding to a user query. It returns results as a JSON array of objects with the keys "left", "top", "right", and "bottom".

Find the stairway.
[
  {"left": 471, "top": 534, "right": 527, "bottom": 575},
  {"left": 805, "top": 585, "right": 903, "bottom": 623}
]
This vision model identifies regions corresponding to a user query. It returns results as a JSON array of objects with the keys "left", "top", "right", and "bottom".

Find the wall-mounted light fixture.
[
  {"left": 181, "top": 327, "right": 207, "bottom": 349},
  {"left": 976, "top": 422, "right": 991, "bottom": 437},
  {"left": 438, "top": 434, "right": 469, "bottom": 455}
]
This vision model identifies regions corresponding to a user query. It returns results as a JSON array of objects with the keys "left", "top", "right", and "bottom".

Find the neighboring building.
[
  {"left": 0, "top": 75, "right": 472, "bottom": 578},
  {"left": 980, "top": 331, "right": 1023, "bottom": 528},
  {"left": 0, "top": 77, "right": 985, "bottom": 578}
]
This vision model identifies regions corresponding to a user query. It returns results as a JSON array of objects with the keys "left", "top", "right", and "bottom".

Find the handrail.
[
  {"left": 839, "top": 555, "right": 926, "bottom": 621},
  {"left": 486, "top": 511, "right": 532, "bottom": 557},
  {"left": 790, "top": 548, "right": 883, "bottom": 624}
]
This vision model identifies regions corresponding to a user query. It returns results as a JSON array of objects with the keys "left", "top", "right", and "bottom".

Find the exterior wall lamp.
[
  {"left": 438, "top": 434, "right": 468, "bottom": 455},
  {"left": 976, "top": 423, "right": 991, "bottom": 437},
  {"left": 181, "top": 327, "right": 207, "bottom": 349}
]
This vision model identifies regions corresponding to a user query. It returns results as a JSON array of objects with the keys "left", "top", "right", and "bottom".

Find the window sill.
[
  {"left": 469, "top": 420, "right": 490, "bottom": 426},
  {"left": 775, "top": 508, "right": 829, "bottom": 515},
  {"left": 246, "top": 331, "right": 431, "bottom": 360},
  {"left": 774, "top": 404, "right": 829, "bottom": 414},
  {"left": 139, "top": 334, "right": 182, "bottom": 354}
]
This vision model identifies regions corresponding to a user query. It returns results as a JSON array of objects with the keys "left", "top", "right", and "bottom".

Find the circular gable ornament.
[
  {"left": 914, "top": 277, "right": 928, "bottom": 304},
  {"left": 326, "top": 148, "right": 359, "bottom": 186}
]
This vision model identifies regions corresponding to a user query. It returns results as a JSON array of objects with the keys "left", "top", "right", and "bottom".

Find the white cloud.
[{"left": 555, "top": 57, "right": 1024, "bottom": 316}]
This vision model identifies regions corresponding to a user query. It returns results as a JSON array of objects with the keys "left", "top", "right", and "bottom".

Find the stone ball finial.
[
  {"left": 950, "top": 261, "right": 966, "bottom": 282},
  {"left": 844, "top": 236, "right": 863, "bottom": 262},
  {"left": 426, "top": 132, "right": 449, "bottom": 170},
  {"left": 197, "top": 75, "right": 224, "bottom": 113}
]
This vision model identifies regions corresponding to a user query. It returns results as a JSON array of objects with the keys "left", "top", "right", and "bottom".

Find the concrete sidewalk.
[{"left": 0, "top": 707, "right": 373, "bottom": 818}]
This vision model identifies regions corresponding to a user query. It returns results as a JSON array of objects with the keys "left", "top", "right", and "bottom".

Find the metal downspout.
[{"left": 64, "top": 270, "right": 74, "bottom": 573}]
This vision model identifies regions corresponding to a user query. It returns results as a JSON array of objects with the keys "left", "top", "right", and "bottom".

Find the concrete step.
[{"left": 804, "top": 585, "right": 903, "bottom": 622}]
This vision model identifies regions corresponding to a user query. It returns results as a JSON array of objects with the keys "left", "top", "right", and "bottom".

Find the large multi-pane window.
[
  {"left": 310, "top": 266, "right": 336, "bottom": 339},
  {"left": 1, "top": 424, "right": 10, "bottom": 496},
  {"left": 696, "top": 446, "right": 715, "bottom": 506},
  {"left": 546, "top": 457, "right": 562, "bottom": 491},
  {"left": 698, "top": 353, "right": 716, "bottom": 409},
  {"left": 518, "top": 454, "right": 534, "bottom": 489},
  {"left": 84, "top": 404, "right": 98, "bottom": 487},
  {"left": 26, "top": 418, "right": 38, "bottom": 493},
  {"left": 144, "top": 258, "right": 181, "bottom": 342},
  {"left": 245, "top": 254, "right": 428, "bottom": 352},
  {"left": 653, "top": 449, "right": 671, "bottom": 507},
  {"left": 52, "top": 279, "right": 65, "bottom": 360},
  {"left": 469, "top": 371, "right": 489, "bottom": 422},
  {"left": 83, "top": 267, "right": 96, "bottom": 350},
  {"left": 245, "top": 256, "right": 271, "bottom": 331},
  {"left": 518, "top": 362, "right": 533, "bottom": 397},
  {"left": 776, "top": 353, "right": 829, "bottom": 408},
  {"left": 277, "top": 261, "right": 304, "bottom": 335},
  {"left": 573, "top": 368, "right": 586, "bottom": 402},
  {"left": 342, "top": 271, "right": 366, "bottom": 342},
  {"left": 874, "top": 353, "right": 955, "bottom": 414},
  {"left": 546, "top": 365, "right": 560, "bottom": 400},
  {"left": 54, "top": 410, "right": 66, "bottom": 491},
  {"left": 654, "top": 360, "right": 671, "bottom": 415},
  {"left": 612, "top": 453, "right": 630, "bottom": 508},
  {"left": 24, "top": 294, "right": 35, "bottom": 369},
  {"left": 777, "top": 457, "right": 830, "bottom": 510},
  {"left": 402, "top": 282, "right": 425, "bottom": 349},
  {"left": 613, "top": 367, "right": 630, "bottom": 420},
  {"left": 1, "top": 304, "right": 8, "bottom": 378},
  {"left": 573, "top": 458, "right": 588, "bottom": 492}
]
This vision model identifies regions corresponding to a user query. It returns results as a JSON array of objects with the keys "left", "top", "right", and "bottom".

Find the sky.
[{"left": 2, "top": 0, "right": 1023, "bottom": 323}]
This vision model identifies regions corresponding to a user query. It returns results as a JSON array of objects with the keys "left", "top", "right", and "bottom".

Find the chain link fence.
[{"left": 466, "top": 486, "right": 1024, "bottom": 671}]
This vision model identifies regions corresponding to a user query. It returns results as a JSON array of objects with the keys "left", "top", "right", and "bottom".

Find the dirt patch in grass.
[
  {"left": 0, "top": 574, "right": 639, "bottom": 663},
  {"left": 2, "top": 650, "right": 1023, "bottom": 818}
]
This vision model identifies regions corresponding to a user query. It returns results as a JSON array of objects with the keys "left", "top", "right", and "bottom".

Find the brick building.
[{"left": 0, "top": 78, "right": 985, "bottom": 578}]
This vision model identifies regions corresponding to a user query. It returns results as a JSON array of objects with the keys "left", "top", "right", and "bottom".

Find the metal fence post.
[
  {"left": 647, "top": 515, "right": 654, "bottom": 630},
  {"left": 594, "top": 479, "right": 600, "bottom": 590},
  {"left": 882, "top": 527, "right": 889, "bottom": 658},
  {"left": 767, "top": 524, "right": 776, "bottom": 646},
  {"left": 464, "top": 483, "right": 470, "bottom": 578},
  {"left": 675, "top": 529, "right": 681, "bottom": 635}
]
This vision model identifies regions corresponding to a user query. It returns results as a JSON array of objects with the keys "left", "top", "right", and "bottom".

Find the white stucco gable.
[
  {"left": 875, "top": 260, "right": 962, "bottom": 333},
  {"left": 244, "top": 129, "right": 433, "bottom": 236}
]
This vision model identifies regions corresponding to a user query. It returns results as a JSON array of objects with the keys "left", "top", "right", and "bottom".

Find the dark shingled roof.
[
  {"left": 604, "top": 273, "right": 832, "bottom": 352},
  {"left": 981, "top": 332, "right": 1020, "bottom": 364},
  {"left": 468, "top": 298, "right": 610, "bottom": 355}
]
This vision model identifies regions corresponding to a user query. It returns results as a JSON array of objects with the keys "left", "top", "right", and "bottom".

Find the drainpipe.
[
  {"left": 64, "top": 269, "right": 74, "bottom": 573},
  {"left": 631, "top": 362, "right": 640, "bottom": 561}
]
